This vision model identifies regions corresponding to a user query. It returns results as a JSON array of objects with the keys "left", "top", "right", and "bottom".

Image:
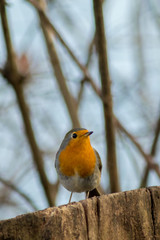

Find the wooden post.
[{"left": 0, "top": 187, "right": 160, "bottom": 240}]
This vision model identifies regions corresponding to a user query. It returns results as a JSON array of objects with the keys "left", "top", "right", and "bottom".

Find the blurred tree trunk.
[
  {"left": 0, "top": 186, "right": 160, "bottom": 240},
  {"left": 93, "top": 0, "right": 120, "bottom": 193}
]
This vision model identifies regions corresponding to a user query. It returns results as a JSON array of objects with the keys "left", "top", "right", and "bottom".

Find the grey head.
[
  {"left": 58, "top": 128, "right": 87, "bottom": 152},
  {"left": 55, "top": 128, "right": 86, "bottom": 169}
]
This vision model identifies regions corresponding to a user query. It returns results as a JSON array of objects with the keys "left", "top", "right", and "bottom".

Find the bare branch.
[
  {"left": 151, "top": 114, "right": 160, "bottom": 156},
  {"left": 13, "top": 83, "right": 57, "bottom": 206},
  {"left": 0, "top": 0, "right": 19, "bottom": 83},
  {"left": 115, "top": 118, "right": 160, "bottom": 178},
  {"left": 140, "top": 114, "right": 160, "bottom": 187},
  {"left": 93, "top": 0, "right": 120, "bottom": 192},
  {"left": 29, "top": 0, "right": 80, "bottom": 127},
  {"left": 0, "top": 0, "right": 17, "bottom": 75},
  {"left": 77, "top": 78, "right": 86, "bottom": 107},
  {"left": 27, "top": 0, "right": 102, "bottom": 99},
  {"left": 0, "top": 1, "right": 56, "bottom": 206},
  {"left": 77, "top": 34, "right": 96, "bottom": 107},
  {"left": 85, "top": 33, "right": 96, "bottom": 68},
  {"left": 0, "top": 177, "right": 38, "bottom": 211}
]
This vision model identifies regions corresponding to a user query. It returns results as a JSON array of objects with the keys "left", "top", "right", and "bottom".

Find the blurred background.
[{"left": 0, "top": 0, "right": 160, "bottom": 220}]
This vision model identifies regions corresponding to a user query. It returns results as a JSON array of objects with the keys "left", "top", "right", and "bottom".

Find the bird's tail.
[{"left": 88, "top": 188, "right": 101, "bottom": 198}]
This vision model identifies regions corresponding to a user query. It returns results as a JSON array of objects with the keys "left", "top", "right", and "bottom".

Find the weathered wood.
[{"left": 0, "top": 187, "right": 160, "bottom": 240}]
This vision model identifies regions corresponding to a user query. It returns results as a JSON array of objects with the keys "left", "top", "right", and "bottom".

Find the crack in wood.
[
  {"left": 147, "top": 188, "right": 156, "bottom": 240},
  {"left": 81, "top": 202, "right": 89, "bottom": 240},
  {"left": 96, "top": 197, "right": 100, "bottom": 240}
]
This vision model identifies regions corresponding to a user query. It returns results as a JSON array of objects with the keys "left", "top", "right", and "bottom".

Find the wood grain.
[{"left": 0, "top": 187, "right": 160, "bottom": 240}]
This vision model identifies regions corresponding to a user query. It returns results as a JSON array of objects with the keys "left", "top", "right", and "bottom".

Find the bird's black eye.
[{"left": 72, "top": 133, "right": 77, "bottom": 138}]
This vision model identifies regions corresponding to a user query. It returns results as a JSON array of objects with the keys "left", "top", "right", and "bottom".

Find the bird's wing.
[{"left": 94, "top": 149, "right": 102, "bottom": 172}]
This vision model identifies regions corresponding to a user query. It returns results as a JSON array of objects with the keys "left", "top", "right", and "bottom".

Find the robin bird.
[{"left": 55, "top": 128, "right": 102, "bottom": 203}]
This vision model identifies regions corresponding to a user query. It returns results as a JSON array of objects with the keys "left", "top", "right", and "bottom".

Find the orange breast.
[{"left": 59, "top": 139, "right": 96, "bottom": 178}]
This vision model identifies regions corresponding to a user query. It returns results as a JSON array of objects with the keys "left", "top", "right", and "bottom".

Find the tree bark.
[{"left": 0, "top": 186, "right": 160, "bottom": 240}]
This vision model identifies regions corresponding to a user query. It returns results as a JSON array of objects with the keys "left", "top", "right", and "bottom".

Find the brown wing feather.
[{"left": 94, "top": 149, "right": 102, "bottom": 172}]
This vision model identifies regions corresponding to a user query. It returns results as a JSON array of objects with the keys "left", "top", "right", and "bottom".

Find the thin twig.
[
  {"left": 77, "top": 34, "right": 96, "bottom": 106},
  {"left": 93, "top": 0, "right": 120, "bottom": 193},
  {"left": 27, "top": 0, "right": 102, "bottom": 99},
  {"left": 151, "top": 114, "right": 160, "bottom": 156},
  {"left": 85, "top": 33, "right": 96, "bottom": 68},
  {"left": 77, "top": 78, "right": 86, "bottom": 107},
  {"left": 140, "top": 114, "right": 160, "bottom": 187},
  {"left": 30, "top": 0, "right": 80, "bottom": 127},
  {"left": 115, "top": 118, "right": 160, "bottom": 178},
  {"left": 0, "top": 177, "right": 38, "bottom": 211}
]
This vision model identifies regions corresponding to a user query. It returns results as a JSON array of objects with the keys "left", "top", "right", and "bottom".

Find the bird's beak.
[{"left": 84, "top": 131, "right": 93, "bottom": 137}]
